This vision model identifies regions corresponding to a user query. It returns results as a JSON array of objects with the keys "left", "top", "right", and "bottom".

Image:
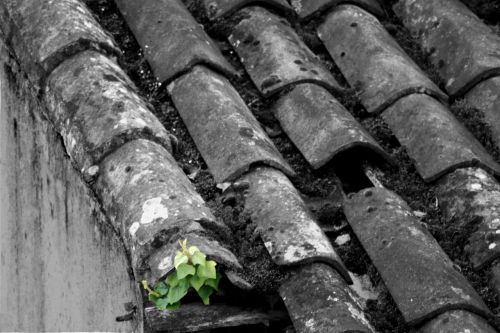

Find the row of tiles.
[
  {"left": 114, "top": 0, "right": 500, "bottom": 332},
  {"left": 0, "top": 0, "right": 374, "bottom": 332},
  {"left": 3, "top": 0, "right": 500, "bottom": 331}
]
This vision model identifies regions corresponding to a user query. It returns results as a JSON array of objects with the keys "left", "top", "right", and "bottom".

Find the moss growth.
[{"left": 450, "top": 99, "right": 500, "bottom": 162}]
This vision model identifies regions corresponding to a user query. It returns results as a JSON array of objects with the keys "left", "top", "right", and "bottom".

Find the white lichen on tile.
[{"left": 140, "top": 197, "right": 169, "bottom": 224}]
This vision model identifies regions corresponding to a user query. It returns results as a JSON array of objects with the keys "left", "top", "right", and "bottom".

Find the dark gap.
[{"left": 462, "top": 0, "right": 500, "bottom": 25}]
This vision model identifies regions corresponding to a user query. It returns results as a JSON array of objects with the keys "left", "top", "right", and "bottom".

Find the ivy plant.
[{"left": 142, "top": 239, "right": 221, "bottom": 310}]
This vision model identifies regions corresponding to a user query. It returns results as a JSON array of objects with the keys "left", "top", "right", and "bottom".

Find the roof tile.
[
  {"left": 168, "top": 65, "right": 294, "bottom": 183},
  {"left": 420, "top": 310, "right": 497, "bottom": 333},
  {"left": 229, "top": 6, "right": 344, "bottom": 97},
  {"left": 464, "top": 76, "right": 500, "bottom": 149},
  {"left": 0, "top": 0, "right": 118, "bottom": 85},
  {"left": 394, "top": 0, "right": 500, "bottom": 97},
  {"left": 318, "top": 5, "right": 447, "bottom": 114},
  {"left": 199, "top": 0, "right": 293, "bottom": 21},
  {"left": 95, "top": 139, "right": 240, "bottom": 282},
  {"left": 273, "top": 83, "right": 391, "bottom": 169},
  {"left": 242, "top": 167, "right": 351, "bottom": 282},
  {"left": 145, "top": 303, "right": 287, "bottom": 332},
  {"left": 343, "top": 187, "right": 492, "bottom": 326},
  {"left": 291, "top": 0, "right": 385, "bottom": 22},
  {"left": 381, "top": 94, "right": 500, "bottom": 182},
  {"left": 279, "top": 263, "right": 374, "bottom": 333},
  {"left": 436, "top": 167, "right": 500, "bottom": 269},
  {"left": 44, "top": 51, "right": 173, "bottom": 173},
  {"left": 114, "top": 0, "right": 237, "bottom": 83}
]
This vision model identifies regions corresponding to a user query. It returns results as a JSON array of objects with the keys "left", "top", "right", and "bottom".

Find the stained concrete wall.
[{"left": 0, "top": 38, "right": 139, "bottom": 331}]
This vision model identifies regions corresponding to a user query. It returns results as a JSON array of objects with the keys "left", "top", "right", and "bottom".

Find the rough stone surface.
[
  {"left": 168, "top": 65, "right": 294, "bottom": 183},
  {"left": 114, "top": 0, "right": 236, "bottom": 83},
  {"left": 419, "top": 310, "right": 497, "bottom": 333},
  {"left": 464, "top": 76, "right": 500, "bottom": 150},
  {"left": 242, "top": 167, "right": 351, "bottom": 283},
  {"left": 318, "top": 5, "right": 447, "bottom": 114},
  {"left": 95, "top": 139, "right": 240, "bottom": 282},
  {"left": 44, "top": 51, "right": 172, "bottom": 174},
  {"left": 0, "top": 42, "right": 138, "bottom": 331},
  {"left": 229, "top": 6, "right": 343, "bottom": 97},
  {"left": 279, "top": 263, "right": 374, "bottom": 333},
  {"left": 200, "top": 0, "right": 293, "bottom": 21},
  {"left": 0, "top": 0, "right": 118, "bottom": 85},
  {"left": 381, "top": 94, "right": 500, "bottom": 182},
  {"left": 146, "top": 303, "right": 287, "bottom": 332},
  {"left": 436, "top": 168, "right": 500, "bottom": 269},
  {"left": 394, "top": 0, "right": 500, "bottom": 97},
  {"left": 291, "top": 0, "right": 385, "bottom": 22},
  {"left": 343, "top": 187, "right": 492, "bottom": 326},
  {"left": 272, "top": 83, "right": 391, "bottom": 169}
]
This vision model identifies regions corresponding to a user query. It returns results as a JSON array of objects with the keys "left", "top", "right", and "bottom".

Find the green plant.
[{"left": 142, "top": 239, "right": 221, "bottom": 310}]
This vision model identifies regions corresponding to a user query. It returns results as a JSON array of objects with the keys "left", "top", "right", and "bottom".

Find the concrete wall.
[{"left": 0, "top": 38, "right": 139, "bottom": 332}]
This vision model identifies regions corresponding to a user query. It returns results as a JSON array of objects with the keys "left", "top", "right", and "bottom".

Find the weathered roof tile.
[
  {"left": 436, "top": 167, "right": 500, "bottom": 269},
  {"left": 291, "top": 0, "right": 385, "bottom": 22},
  {"left": 344, "top": 187, "right": 492, "bottom": 326},
  {"left": 381, "top": 94, "right": 500, "bottom": 182},
  {"left": 199, "top": 0, "right": 293, "bottom": 21},
  {"left": 420, "top": 310, "right": 497, "bottom": 333},
  {"left": 229, "top": 6, "right": 344, "bottom": 97},
  {"left": 464, "top": 76, "right": 500, "bottom": 150},
  {"left": 114, "top": 0, "right": 237, "bottom": 83},
  {"left": 95, "top": 139, "right": 240, "bottom": 282},
  {"left": 280, "top": 264, "right": 374, "bottom": 333},
  {"left": 318, "top": 5, "right": 447, "bottom": 114},
  {"left": 394, "top": 0, "right": 500, "bottom": 97},
  {"left": 0, "top": 0, "right": 118, "bottom": 84},
  {"left": 146, "top": 303, "right": 287, "bottom": 332},
  {"left": 44, "top": 51, "right": 173, "bottom": 173},
  {"left": 168, "top": 65, "right": 294, "bottom": 183},
  {"left": 242, "top": 167, "right": 351, "bottom": 283},
  {"left": 273, "top": 83, "right": 391, "bottom": 169}
]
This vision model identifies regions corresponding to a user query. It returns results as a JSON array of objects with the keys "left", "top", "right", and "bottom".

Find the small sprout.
[{"left": 142, "top": 239, "right": 221, "bottom": 311}]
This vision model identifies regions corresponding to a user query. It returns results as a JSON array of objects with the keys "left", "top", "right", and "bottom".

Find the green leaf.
[
  {"left": 142, "top": 280, "right": 160, "bottom": 297},
  {"left": 166, "top": 271, "right": 179, "bottom": 287},
  {"left": 197, "top": 260, "right": 217, "bottom": 279},
  {"left": 174, "top": 252, "right": 189, "bottom": 269},
  {"left": 148, "top": 293, "right": 159, "bottom": 302},
  {"left": 154, "top": 297, "right": 169, "bottom": 311},
  {"left": 197, "top": 285, "right": 214, "bottom": 305},
  {"left": 176, "top": 263, "right": 196, "bottom": 279},
  {"left": 154, "top": 282, "right": 169, "bottom": 296},
  {"left": 188, "top": 245, "right": 200, "bottom": 256},
  {"left": 189, "top": 274, "right": 207, "bottom": 291},
  {"left": 204, "top": 272, "right": 221, "bottom": 291},
  {"left": 191, "top": 250, "right": 206, "bottom": 267},
  {"left": 166, "top": 302, "right": 181, "bottom": 311},
  {"left": 167, "top": 278, "right": 190, "bottom": 304},
  {"left": 179, "top": 239, "right": 188, "bottom": 252}
]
